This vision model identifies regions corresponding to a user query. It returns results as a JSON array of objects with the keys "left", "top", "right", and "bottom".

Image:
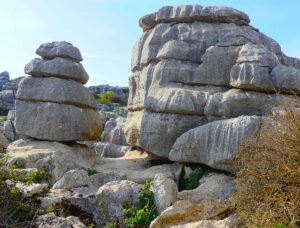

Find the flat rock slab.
[
  {"left": 169, "top": 116, "right": 261, "bottom": 172},
  {"left": 25, "top": 57, "right": 89, "bottom": 84},
  {"left": 36, "top": 41, "right": 83, "bottom": 62},
  {"left": 15, "top": 100, "right": 102, "bottom": 141},
  {"left": 140, "top": 5, "right": 250, "bottom": 31},
  {"left": 17, "top": 77, "right": 96, "bottom": 109}
]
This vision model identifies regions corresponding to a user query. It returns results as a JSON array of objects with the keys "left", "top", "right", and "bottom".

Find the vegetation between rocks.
[
  {"left": 0, "top": 154, "right": 51, "bottom": 227},
  {"left": 178, "top": 165, "right": 207, "bottom": 191},
  {"left": 233, "top": 106, "right": 300, "bottom": 227},
  {"left": 105, "top": 180, "right": 157, "bottom": 228}
]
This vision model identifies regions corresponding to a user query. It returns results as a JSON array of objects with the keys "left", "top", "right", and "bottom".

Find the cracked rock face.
[
  {"left": 15, "top": 41, "right": 102, "bottom": 141},
  {"left": 125, "top": 4, "right": 300, "bottom": 169}
]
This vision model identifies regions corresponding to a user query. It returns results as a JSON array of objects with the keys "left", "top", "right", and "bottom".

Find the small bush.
[
  {"left": 233, "top": 106, "right": 300, "bottom": 227},
  {"left": 87, "top": 168, "right": 98, "bottom": 176},
  {"left": 179, "top": 165, "right": 207, "bottom": 191},
  {"left": 122, "top": 180, "right": 157, "bottom": 227},
  {"left": 0, "top": 164, "right": 49, "bottom": 226},
  {"left": 105, "top": 180, "right": 157, "bottom": 227}
]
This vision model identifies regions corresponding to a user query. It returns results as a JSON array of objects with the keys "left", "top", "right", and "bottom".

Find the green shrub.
[
  {"left": 87, "top": 168, "right": 98, "bottom": 176},
  {"left": 0, "top": 164, "right": 49, "bottom": 226},
  {"left": 122, "top": 180, "right": 157, "bottom": 227},
  {"left": 178, "top": 165, "right": 207, "bottom": 191},
  {"left": 233, "top": 106, "right": 300, "bottom": 227},
  {"left": 94, "top": 91, "right": 119, "bottom": 104},
  {"left": 105, "top": 180, "right": 157, "bottom": 227}
]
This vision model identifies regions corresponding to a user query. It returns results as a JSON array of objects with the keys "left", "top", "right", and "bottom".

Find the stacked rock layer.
[
  {"left": 125, "top": 5, "right": 300, "bottom": 171},
  {"left": 15, "top": 41, "right": 102, "bottom": 141}
]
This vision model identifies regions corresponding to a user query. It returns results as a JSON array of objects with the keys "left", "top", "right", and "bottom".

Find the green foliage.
[
  {"left": 178, "top": 165, "right": 207, "bottom": 191},
  {"left": 122, "top": 180, "right": 157, "bottom": 227},
  {"left": 0, "top": 106, "right": 9, "bottom": 116},
  {"left": 94, "top": 91, "right": 119, "bottom": 104},
  {"left": 93, "top": 88, "right": 129, "bottom": 106},
  {"left": 0, "top": 164, "right": 49, "bottom": 226},
  {"left": 87, "top": 168, "right": 98, "bottom": 176},
  {"left": 23, "top": 168, "right": 51, "bottom": 184}
]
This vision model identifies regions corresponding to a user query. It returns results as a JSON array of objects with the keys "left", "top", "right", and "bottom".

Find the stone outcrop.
[
  {"left": 125, "top": 4, "right": 300, "bottom": 171},
  {"left": 15, "top": 41, "right": 102, "bottom": 141},
  {"left": 0, "top": 71, "right": 10, "bottom": 90}
]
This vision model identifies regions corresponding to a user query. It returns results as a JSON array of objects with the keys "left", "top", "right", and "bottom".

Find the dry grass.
[{"left": 233, "top": 106, "right": 300, "bottom": 227}]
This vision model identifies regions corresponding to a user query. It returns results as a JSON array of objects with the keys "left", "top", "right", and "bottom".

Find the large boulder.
[
  {"left": 169, "top": 116, "right": 261, "bottom": 172},
  {"left": 25, "top": 57, "right": 89, "bottom": 84},
  {"left": 15, "top": 100, "right": 101, "bottom": 141},
  {"left": 36, "top": 41, "right": 83, "bottom": 62},
  {"left": 125, "top": 4, "right": 300, "bottom": 165},
  {"left": 17, "top": 77, "right": 96, "bottom": 109}
]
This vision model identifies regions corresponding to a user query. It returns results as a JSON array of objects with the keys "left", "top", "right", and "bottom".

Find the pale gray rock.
[
  {"left": 140, "top": 5, "right": 250, "bottom": 31},
  {"left": 169, "top": 116, "right": 261, "bottom": 172},
  {"left": 36, "top": 41, "right": 83, "bottom": 62},
  {"left": 94, "top": 142, "right": 130, "bottom": 158},
  {"left": 36, "top": 213, "right": 86, "bottom": 228},
  {"left": 15, "top": 182, "right": 48, "bottom": 197},
  {"left": 15, "top": 100, "right": 102, "bottom": 141},
  {"left": 0, "top": 71, "right": 10, "bottom": 91},
  {"left": 193, "top": 46, "right": 239, "bottom": 86},
  {"left": 270, "top": 65, "right": 300, "bottom": 94},
  {"left": 7, "top": 110, "right": 15, "bottom": 120},
  {"left": 125, "top": 110, "right": 207, "bottom": 158},
  {"left": 0, "top": 90, "right": 16, "bottom": 110},
  {"left": 152, "top": 174, "right": 178, "bottom": 215},
  {"left": 204, "top": 89, "right": 275, "bottom": 118},
  {"left": 3, "top": 120, "right": 17, "bottom": 141},
  {"left": 17, "top": 77, "right": 96, "bottom": 109},
  {"left": 52, "top": 170, "right": 89, "bottom": 190},
  {"left": 25, "top": 57, "right": 89, "bottom": 84},
  {"left": 178, "top": 173, "right": 235, "bottom": 202},
  {"left": 101, "top": 117, "right": 128, "bottom": 146},
  {"left": 96, "top": 180, "right": 142, "bottom": 221},
  {"left": 170, "top": 215, "right": 239, "bottom": 228}
]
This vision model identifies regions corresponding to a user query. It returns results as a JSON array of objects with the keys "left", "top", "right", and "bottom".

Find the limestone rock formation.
[
  {"left": 0, "top": 71, "right": 10, "bottom": 90},
  {"left": 126, "top": 4, "right": 300, "bottom": 171},
  {"left": 15, "top": 41, "right": 102, "bottom": 141}
]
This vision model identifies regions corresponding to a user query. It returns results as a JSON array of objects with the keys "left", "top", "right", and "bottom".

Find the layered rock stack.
[
  {"left": 125, "top": 5, "right": 300, "bottom": 172},
  {"left": 15, "top": 41, "right": 102, "bottom": 141}
]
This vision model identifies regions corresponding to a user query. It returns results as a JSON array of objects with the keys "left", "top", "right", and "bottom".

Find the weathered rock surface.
[
  {"left": 139, "top": 5, "right": 250, "bottom": 31},
  {"left": 52, "top": 170, "right": 89, "bottom": 190},
  {"left": 169, "top": 116, "right": 261, "bottom": 171},
  {"left": 94, "top": 142, "right": 130, "bottom": 158},
  {"left": 25, "top": 57, "right": 89, "bottom": 84},
  {"left": 0, "top": 71, "right": 10, "bottom": 90},
  {"left": 152, "top": 174, "right": 178, "bottom": 214},
  {"left": 17, "top": 76, "right": 96, "bottom": 109},
  {"left": 36, "top": 41, "right": 83, "bottom": 62},
  {"left": 36, "top": 213, "right": 86, "bottom": 228},
  {"left": 170, "top": 215, "right": 239, "bottom": 228},
  {"left": 126, "top": 5, "right": 300, "bottom": 163},
  {"left": 125, "top": 110, "right": 207, "bottom": 157},
  {"left": 178, "top": 173, "right": 235, "bottom": 202},
  {"left": 96, "top": 180, "right": 142, "bottom": 221},
  {"left": 3, "top": 119, "right": 17, "bottom": 141},
  {"left": 15, "top": 182, "right": 48, "bottom": 197},
  {"left": 101, "top": 117, "right": 128, "bottom": 146},
  {"left": 15, "top": 100, "right": 101, "bottom": 141},
  {"left": 6, "top": 139, "right": 180, "bottom": 185}
]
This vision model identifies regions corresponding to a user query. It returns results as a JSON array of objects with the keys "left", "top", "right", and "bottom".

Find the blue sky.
[{"left": 0, "top": 0, "right": 299, "bottom": 86}]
